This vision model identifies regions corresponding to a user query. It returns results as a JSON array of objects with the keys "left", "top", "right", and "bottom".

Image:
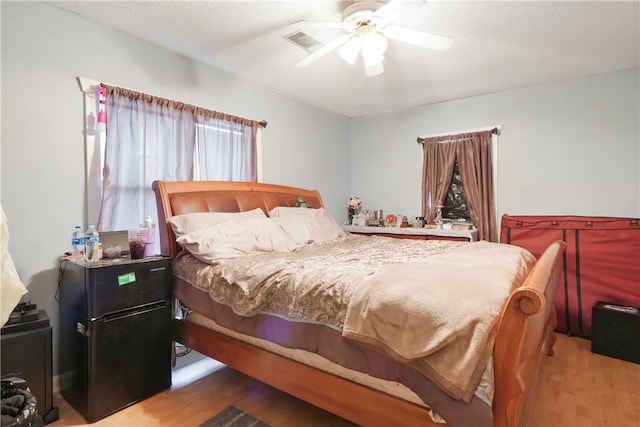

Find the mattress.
[{"left": 175, "top": 279, "right": 494, "bottom": 426}]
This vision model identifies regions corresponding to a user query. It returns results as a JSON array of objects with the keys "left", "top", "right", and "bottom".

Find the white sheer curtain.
[
  {"left": 98, "top": 91, "right": 196, "bottom": 232},
  {"left": 97, "top": 86, "right": 260, "bottom": 240},
  {"left": 194, "top": 117, "right": 257, "bottom": 181}
]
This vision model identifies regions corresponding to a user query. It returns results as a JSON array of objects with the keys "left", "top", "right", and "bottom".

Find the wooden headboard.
[{"left": 152, "top": 180, "right": 324, "bottom": 258}]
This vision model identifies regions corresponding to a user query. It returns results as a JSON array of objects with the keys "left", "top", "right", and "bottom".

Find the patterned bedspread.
[{"left": 174, "top": 234, "right": 464, "bottom": 330}]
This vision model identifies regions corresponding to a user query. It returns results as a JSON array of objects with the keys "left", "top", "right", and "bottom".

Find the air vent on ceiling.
[{"left": 284, "top": 30, "right": 321, "bottom": 53}]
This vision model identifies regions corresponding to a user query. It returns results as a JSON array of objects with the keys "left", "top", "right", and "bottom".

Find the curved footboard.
[{"left": 492, "top": 240, "right": 566, "bottom": 427}]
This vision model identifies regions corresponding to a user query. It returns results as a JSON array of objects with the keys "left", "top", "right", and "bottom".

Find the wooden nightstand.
[{"left": 343, "top": 225, "right": 478, "bottom": 242}]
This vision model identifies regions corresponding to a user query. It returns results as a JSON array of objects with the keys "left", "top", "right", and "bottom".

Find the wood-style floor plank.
[
  {"left": 529, "top": 334, "right": 640, "bottom": 427},
  {"left": 50, "top": 334, "right": 640, "bottom": 426}
]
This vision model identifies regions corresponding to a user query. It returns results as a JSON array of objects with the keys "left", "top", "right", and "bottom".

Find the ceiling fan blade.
[
  {"left": 383, "top": 25, "right": 453, "bottom": 51},
  {"left": 294, "top": 34, "right": 353, "bottom": 68},
  {"left": 289, "top": 20, "right": 350, "bottom": 30},
  {"left": 370, "top": 0, "right": 399, "bottom": 22}
]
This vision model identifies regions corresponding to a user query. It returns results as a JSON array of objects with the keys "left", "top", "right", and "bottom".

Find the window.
[
  {"left": 441, "top": 161, "right": 471, "bottom": 221},
  {"left": 419, "top": 128, "right": 499, "bottom": 241},
  {"left": 79, "top": 78, "right": 263, "bottom": 252}
]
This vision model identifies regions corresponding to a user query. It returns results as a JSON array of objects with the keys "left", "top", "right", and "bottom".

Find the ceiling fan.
[{"left": 290, "top": 0, "right": 453, "bottom": 77}]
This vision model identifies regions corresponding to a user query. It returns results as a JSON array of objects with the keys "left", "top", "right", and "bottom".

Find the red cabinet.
[{"left": 500, "top": 215, "right": 640, "bottom": 336}]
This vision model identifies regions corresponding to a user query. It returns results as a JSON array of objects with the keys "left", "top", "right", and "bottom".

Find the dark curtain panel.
[
  {"left": 421, "top": 130, "right": 496, "bottom": 241},
  {"left": 456, "top": 131, "right": 496, "bottom": 242},
  {"left": 421, "top": 138, "right": 457, "bottom": 224}
]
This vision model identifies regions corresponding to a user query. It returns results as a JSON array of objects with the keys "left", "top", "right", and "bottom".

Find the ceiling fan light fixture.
[
  {"left": 361, "top": 31, "right": 387, "bottom": 67},
  {"left": 362, "top": 49, "right": 384, "bottom": 67},
  {"left": 338, "top": 36, "right": 362, "bottom": 64},
  {"left": 364, "top": 60, "right": 384, "bottom": 77},
  {"left": 362, "top": 31, "right": 388, "bottom": 55}
]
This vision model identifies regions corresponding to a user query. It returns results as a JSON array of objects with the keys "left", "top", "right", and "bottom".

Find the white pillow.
[
  {"left": 168, "top": 208, "right": 266, "bottom": 237},
  {"left": 268, "top": 207, "right": 346, "bottom": 245},
  {"left": 176, "top": 217, "right": 297, "bottom": 264}
]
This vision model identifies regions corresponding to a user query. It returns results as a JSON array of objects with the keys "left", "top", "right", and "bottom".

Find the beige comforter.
[
  {"left": 174, "top": 234, "right": 535, "bottom": 403},
  {"left": 343, "top": 241, "right": 536, "bottom": 402},
  {"left": 175, "top": 234, "right": 463, "bottom": 328}
]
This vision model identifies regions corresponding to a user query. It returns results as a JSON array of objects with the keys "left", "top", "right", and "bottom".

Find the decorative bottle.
[
  {"left": 435, "top": 202, "right": 444, "bottom": 229},
  {"left": 143, "top": 215, "right": 155, "bottom": 258},
  {"left": 71, "top": 225, "right": 85, "bottom": 255},
  {"left": 84, "top": 225, "right": 100, "bottom": 262}
]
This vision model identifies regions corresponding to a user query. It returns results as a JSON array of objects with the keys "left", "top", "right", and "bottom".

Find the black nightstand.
[
  {"left": 58, "top": 256, "right": 173, "bottom": 422},
  {"left": 1, "top": 309, "right": 60, "bottom": 424}
]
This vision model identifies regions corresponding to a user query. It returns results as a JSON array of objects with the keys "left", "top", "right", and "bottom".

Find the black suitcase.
[{"left": 591, "top": 301, "right": 640, "bottom": 364}]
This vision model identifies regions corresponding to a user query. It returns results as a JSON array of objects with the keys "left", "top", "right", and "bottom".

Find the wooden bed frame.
[{"left": 153, "top": 180, "right": 566, "bottom": 427}]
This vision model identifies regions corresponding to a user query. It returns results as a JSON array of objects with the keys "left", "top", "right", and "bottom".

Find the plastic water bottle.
[
  {"left": 84, "top": 225, "right": 100, "bottom": 262},
  {"left": 71, "top": 226, "right": 85, "bottom": 254},
  {"left": 143, "top": 215, "right": 155, "bottom": 257}
]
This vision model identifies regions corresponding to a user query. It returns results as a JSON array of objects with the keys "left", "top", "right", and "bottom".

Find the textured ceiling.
[{"left": 49, "top": 0, "right": 640, "bottom": 118}]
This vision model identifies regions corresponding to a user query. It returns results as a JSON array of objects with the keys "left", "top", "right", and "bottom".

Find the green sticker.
[{"left": 117, "top": 272, "right": 136, "bottom": 286}]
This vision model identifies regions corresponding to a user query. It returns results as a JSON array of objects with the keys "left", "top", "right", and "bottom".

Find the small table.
[{"left": 343, "top": 225, "right": 478, "bottom": 242}]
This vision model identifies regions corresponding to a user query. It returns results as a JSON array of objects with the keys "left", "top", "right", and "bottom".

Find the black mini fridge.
[{"left": 58, "top": 257, "right": 172, "bottom": 422}]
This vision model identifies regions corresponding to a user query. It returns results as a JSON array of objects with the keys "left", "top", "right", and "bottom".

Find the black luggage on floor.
[{"left": 591, "top": 301, "right": 640, "bottom": 364}]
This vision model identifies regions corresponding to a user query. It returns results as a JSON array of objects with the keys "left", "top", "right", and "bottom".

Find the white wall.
[
  {"left": 0, "top": 1, "right": 349, "bottom": 374},
  {"left": 349, "top": 68, "right": 640, "bottom": 221}
]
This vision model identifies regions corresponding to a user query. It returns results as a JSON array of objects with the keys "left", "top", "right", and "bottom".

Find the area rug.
[{"left": 199, "top": 406, "right": 270, "bottom": 427}]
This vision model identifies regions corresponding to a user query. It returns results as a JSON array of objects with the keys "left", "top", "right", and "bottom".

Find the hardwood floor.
[
  {"left": 529, "top": 334, "right": 640, "bottom": 427},
  {"left": 50, "top": 334, "right": 640, "bottom": 427}
]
